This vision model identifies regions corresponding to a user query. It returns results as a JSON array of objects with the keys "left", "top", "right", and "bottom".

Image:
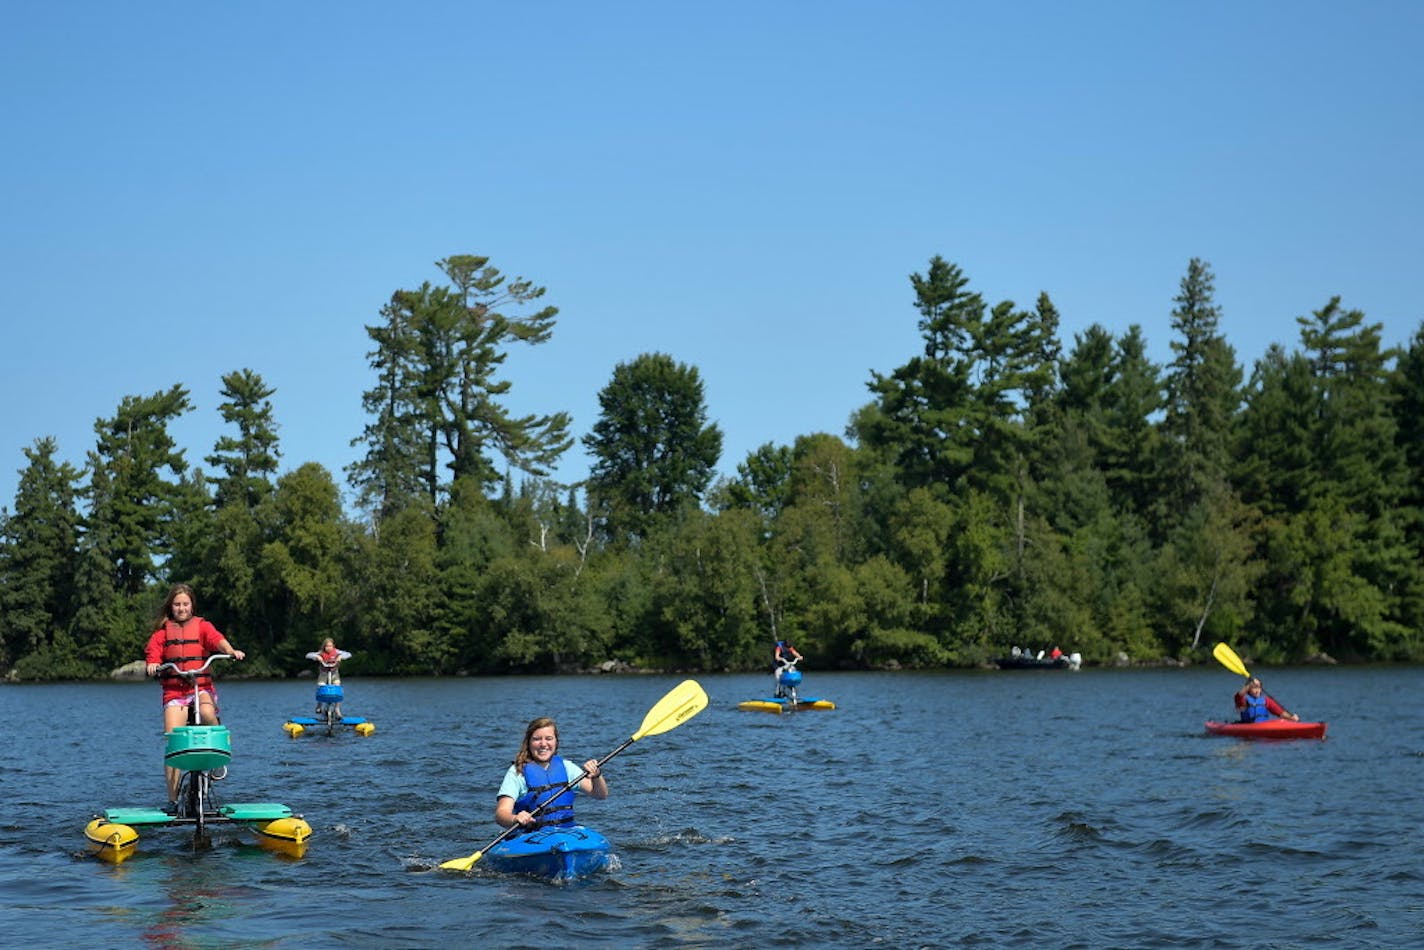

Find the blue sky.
[{"left": 3, "top": 2, "right": 1420, "bottom": 513}]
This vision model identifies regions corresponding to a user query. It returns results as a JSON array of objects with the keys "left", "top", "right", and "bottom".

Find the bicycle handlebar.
[{"left": 154, "top": 654, "right": 234, "bottom": 677}]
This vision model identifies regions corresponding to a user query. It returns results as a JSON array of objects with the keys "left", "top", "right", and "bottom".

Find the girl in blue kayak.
[{"left": 495, "top": 717, "right": 608, "bottom": 831}]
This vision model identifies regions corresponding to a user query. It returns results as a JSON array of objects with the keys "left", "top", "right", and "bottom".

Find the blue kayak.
[{"left": 483, "top": 825, "right": 610, "bottom": 882}]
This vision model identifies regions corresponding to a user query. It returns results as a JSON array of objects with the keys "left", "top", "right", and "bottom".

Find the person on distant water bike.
[
  {"left": 306, "top": 637, "right": 351, "bottom": 685},
  {"left": 306, "top": 637, "right": 351, "bottom": 715},
  {"left": 773, "top": 639, "right": 803, "bottom": 697},
  {"left": 495, "top": 717, "right": 608, "bottom": 831},
  {"left": 1234, "top": 676, "right": 1299, "bottom": 723},
  {"left": 143, "top": 583, "right": 245, "bottom": 813}
]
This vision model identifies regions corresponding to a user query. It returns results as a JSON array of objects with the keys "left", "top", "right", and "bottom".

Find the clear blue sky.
[{"left": 3, "top": 2, "right": 1420, "bottom": 513}]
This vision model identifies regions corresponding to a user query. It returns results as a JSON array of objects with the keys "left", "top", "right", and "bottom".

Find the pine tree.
[
  {"left": 349, "top": 255, "right": 572, "bottom": 517},
  {"left": 0, "top": 438, "right": 82, "bottom": 669},
  {"left": 1161, "top": 258, "right": 1243, "bottom": 515},
  {"left": 206, "top": 369, "right": 281, "bottom": 509},
  {"left": 83, "top": 385, "right": 193, "bottom": 597},
  {"left": 584, "top": 352, "right": 722, "bottom": 544}
]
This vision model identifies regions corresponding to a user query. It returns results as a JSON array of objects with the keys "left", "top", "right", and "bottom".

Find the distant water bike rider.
[
  {"left": 773, "top": 639, "right": 804, "bottom": 699},
  {"left": 306, "top": 638, "right": 351, "bottom": 718}
]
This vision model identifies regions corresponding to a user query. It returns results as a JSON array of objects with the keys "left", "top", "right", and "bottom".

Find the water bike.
[
  {"left": 737, "top": 657, "right": 836, "bottom": 713},
  {"left": 282, "top": 659, "right": 375, "bottom": 737},
  {"left": 439, "top": 680, "right": 709, "bottom": 881},
  {"left": 84, "top": 654, "right": 312, "bottom": 863}
]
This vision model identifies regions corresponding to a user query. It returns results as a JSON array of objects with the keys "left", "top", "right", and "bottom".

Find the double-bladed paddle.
[{"left": 438, "top": 678, "right": 708, "bottom": 872}]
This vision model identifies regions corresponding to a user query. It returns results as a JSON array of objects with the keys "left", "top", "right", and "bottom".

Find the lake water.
[{"left": 1, "top": 666, "right": 1421, "bottom": 948}]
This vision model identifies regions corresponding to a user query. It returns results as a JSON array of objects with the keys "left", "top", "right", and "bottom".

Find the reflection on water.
[{"left": 2, "top": 666, "right": 1422, "bottom": 947}]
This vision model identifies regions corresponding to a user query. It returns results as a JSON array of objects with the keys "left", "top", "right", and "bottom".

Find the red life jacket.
[
  {"left": 319, "top": 648, "right": 342, "bottom": 666},
  {"left": 159, "top": 619, "right": 212, "bottom": 694}
]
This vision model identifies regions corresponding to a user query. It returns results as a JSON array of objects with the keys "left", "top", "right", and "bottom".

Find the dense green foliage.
[{"left": 3, "top": 254, "right": 1421, "bottom": 680}]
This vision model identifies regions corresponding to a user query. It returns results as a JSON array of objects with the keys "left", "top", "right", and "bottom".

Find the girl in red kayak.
[{"left": 1235, "top": 676, "right": 1299, "bottom": 723}]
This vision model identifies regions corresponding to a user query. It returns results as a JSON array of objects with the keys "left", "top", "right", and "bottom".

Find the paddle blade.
[
  {"left": 631, "top": 680, "right": 708, "bottom": 741},
  {"left": 438, "top": 850, "right": 484, "bottom": 872},
  {"left": 1212, "top": 642, "right": 1250, "bottom": 678}
]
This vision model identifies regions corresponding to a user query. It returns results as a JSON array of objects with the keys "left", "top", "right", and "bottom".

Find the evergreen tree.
[
  {"left": 1245, "top": 300, "right": 1416, "bottom": 659},
  {"left": 1236, "top": 345, "right": 1316, "bottom": 515},
  {"left": 349, "top": 294, "right": 427, "bottom": 518},
  {"left": 350, "top": 255, "right": 572, "bottom": 515},
  {"left": 584, "top": 352, "right": 723, "bottom": 544},
  {"left": 857, "top": 257, "right": 1053, "bottom": 509},
  {"left": 1296, "top": 298, "right": 1403, "bottom": 515},
  {"left": 857, "top": 256, "right": 981, "bottom": 495},
  {"left": 82, "top": 385, "right": 193, "bottom": 597},
  {"left": 256, "top": 463, "right": 350, "bottom": 659},
  {"left": 206, "top": 369, "right": 281, "bottom": 509},
  {"left": 1161, "top": 259, "right": 1242, "bottom": 515},
  {"left": 1389, "top": 322, "right": 1424, "bottom": 642},
  {"left": 1394, "top": 323, "right": 1424, "bottom": 511},
  {"left": 0, "top": 438, "right": 82, "bottom": 671},
  {"left": 1101, "top": 325, "right": 1165, "bottom": 518}
]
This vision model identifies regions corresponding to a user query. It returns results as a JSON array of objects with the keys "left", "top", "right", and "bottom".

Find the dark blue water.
[{"left": 2, "top": 666, "right": 1421, "bottom": 948}]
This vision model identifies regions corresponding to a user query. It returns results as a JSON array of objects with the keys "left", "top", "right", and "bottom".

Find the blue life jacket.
[
  {"left": 1239, "top": 692, "right": 1271, "bottom": 723},
  {"left": 514, "top": 758, "right": 577, "bottom": 828}
]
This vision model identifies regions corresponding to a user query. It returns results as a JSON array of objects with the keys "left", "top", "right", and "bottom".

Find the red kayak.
[{"left": 1205, "top": 719, "right": 1327, "bottom": 740}]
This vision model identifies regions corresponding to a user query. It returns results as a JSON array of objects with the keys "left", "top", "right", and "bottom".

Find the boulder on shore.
[{"left": 111, "top": 660, "right": 148, "bottom": 681}]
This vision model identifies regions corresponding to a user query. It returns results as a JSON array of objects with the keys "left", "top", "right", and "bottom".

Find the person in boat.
[
  {"left": 773, "top": 639, "right": 803, "bottom": 697},
  {"left": 143, "top": 583, "right": 245, "bottom": 813},
  {"left": 1234, "top": 676, "right": 1300, "bottom": 723},
  {"left": 1049, "top": 645, "right": 1063, "bottom": 660},
  {"left": 495, "top": 717, "right": 608, "bottom": 832}
]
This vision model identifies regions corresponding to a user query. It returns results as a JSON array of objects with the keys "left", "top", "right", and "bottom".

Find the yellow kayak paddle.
[{"left": 1212, "top": 642, "right": 1250, "bottom": 678}]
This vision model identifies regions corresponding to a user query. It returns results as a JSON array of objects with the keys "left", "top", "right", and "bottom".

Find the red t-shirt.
[{"left": 144, "top": 618, "right": 227, "bottom": 703}]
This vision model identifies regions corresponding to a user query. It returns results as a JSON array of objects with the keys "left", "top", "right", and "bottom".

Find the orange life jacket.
[{"left": 159, "top": 619, "right": 212, "bottom": 694}]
